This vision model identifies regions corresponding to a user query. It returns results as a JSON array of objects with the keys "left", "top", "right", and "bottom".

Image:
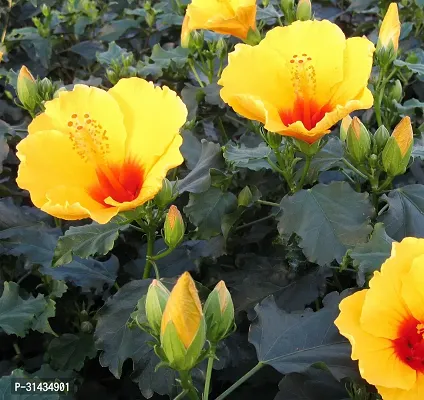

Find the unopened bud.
[
  {"left": 296, "top": 0, "right": 312, "bottom": 21},
  {"left": 204, "top": 281, "right": 235, "bottom": 343},
  {"left": 17, "top": 66, "right": 37, "bottom": 112},
  {"left": 244, "top": 28, "right": 262, "bottom": 46},
  {"left": 155, "top": 178, "right": 177, "bottom": 208},
  {"left": 38, "top": 77, "right": 56, "bottom": 102},
  {"left": 382, "top": 116, "right": 413, "bottom": 176},
  {"left": 389, "top": 79, "right": 403, "bottom": 103},
  {"left": 81, "top": 321, "right": 93, "bottom": 333},
  {"left": 374, "top": 125, "right": 390, "bottom": 151},
  {"left": 281, "top": 0, "right": 296, "bottom": 23},
  {"left": 238, "top": 186, "right": 253, "bottom": 207},
  {"left": 346, "top": 117, "right": 371, "bottom": 163},
  {"left": 340, "top": 115, "right": 352, "bottom": 142},
  {"left": 163, "top": 205, "right": 185, "bottom": 249},
  {"left": 376, "top": 3, "right": 400, "bottom": 65},
  {"left": 145, "top": 280, "right": 170, "bottom": 336}
]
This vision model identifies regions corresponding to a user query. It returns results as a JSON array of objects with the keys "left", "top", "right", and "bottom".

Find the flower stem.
[
  {"left": 215, "top": 362, "right": 264, "bottom": 400},
  {"left": 179, "top": 370, "right": 200, "bottom": 400},
  {"left": 377, "top": 175, "right": 394, "bottom": 192},
  {"left": 234, "top": 214, "right": 276, "bottom": 232},
  {"left": 296, "top": 155, "right": 312, "bottom": 191},
  {"left": 188, "top": 59, "right": 205, "bottom": 88},
  {"left": 149, "top": 246, "right": 174, "bottom": 261},
  {"left": 142, "top": 229, "right": 156, "bottom": 279},
  {"left": 341, "top": 158, "right": 369, "bottom": 180},
  {"left": 256, "top": 200, "right": 280, "bottom": 207},
  {"left": 203, "top": 344, "right": 217, "bottom": 400},
  {"left": 174, "top": 389, "right": 189, "bottom": 400}
]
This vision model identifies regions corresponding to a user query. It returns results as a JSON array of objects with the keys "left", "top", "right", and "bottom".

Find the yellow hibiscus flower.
[
  {"left": 335, "top": 237, "right": 424, "bottom": 400},
  {"left": 219, "top": 20, "right": 375, "bottom": 143},
  {"left": 16, "top": 78, "right": 187, "bottom": 224},
  {"left": 181, "top": 0, "right": 257, "bottom": 47}
]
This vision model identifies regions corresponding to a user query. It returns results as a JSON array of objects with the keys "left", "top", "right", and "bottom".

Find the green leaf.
[
  {"left": 394, "top": 60, "right": 424, "bottom": 77},
  {"left": 0, "top": 133, "right": 8, "bottom": 174},
  {"left": 41, "top": 256, "right": 119, "bottom": 294},
  {"left": 70, "top": 41, "right": 105, "bottom": 61},
  {"left": 220, "top": 254, "right": 331, "bottom": 312},
  {"left": 0, "top": 282, "right": 46, "bottom": 337},
  {"left": 97, "top": 19, "right": 140, "bottom": 42},
  {"left": 52, "top": 222, "right": 129, "bottom": 267},
  {"left": 0, "top": 226, "right": 61, "bottom": 268},
  {"left": 249, "top": 292, "right": 358, "bottom": 380},
  {"left": 177, "top": 140, "right": 224, "bottom": 194},
  {"left": 180, "top": 130, "right": 202, "bottom": 170},
  {"left": 97, "top": 42, "right": 130, "bottom": 66},
  {"left": 184, "top": 187, "right": 237, "bottom": 239},
  {"left": 378, "top": 184, "right": 424, "bottom": 240},
  {"left": 150, "top": 44, "right": 189, "bottom": 69},
  {"left": 223, "top": 142, "right": 272, "bottom": 171},
  {"left": 278, "top": 182, "right": 374, "bottom": 265},
  {"left": 48, "top": 333, "right": 97, "bottom": 371},
  {"left": 95, "top": 279, "right": 196, "bottom": 398},
  {"left": 31, "top": 297, "right": 56, "bottom": 335},
  {"left": 350, "top": 223, "right": 394, "bottom": 287},
  {"left": 0, "top": 198, "right": 46, "bottom": 230},
  {"left": 275, "top": 368, "right": 350, "bottom": 400}
]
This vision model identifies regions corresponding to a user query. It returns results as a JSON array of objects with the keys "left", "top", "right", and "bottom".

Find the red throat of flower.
[
  {"left": 394, "top": 317, "right": 424, "bottom": 372},
  {"left": 279, "top": 53, "right": 332, "bottom": 131},
  {"left": 89, "top": 159, "right": 144, "bottom": 206}
]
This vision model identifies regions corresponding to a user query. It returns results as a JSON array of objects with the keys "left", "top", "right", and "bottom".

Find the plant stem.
[
  {"left": 188, "top": 59, "right": 205, "bottom": 88},
  {"left": 256, "top": 200, "right": 280, "bottom": 207},
  {"left": 179, "top": 370, "right": 200, "bottom": 400},
  {"left": 143, "top": 230, "right": 156, "bottom": 279},
  {"left": 174, "top": 390, "right": 189, "bottom": 400},
  {"left": 296, "top": 155, "right": 312, "bottom": 191},
  {"left": 150, "top": 246, "right": 174, "bottom": 261},
  {"left": 215, "top": 362, "right": 265, "bottom": 400},
  {"left": 203, "top": 345, "right": 217, "bottom": 400},
  {"left": 341, "top": 158, "right": 369, "bottom": 180},
  {"left": 234, "top": 214, "right": 276, "bottom": 232},
  {"left": 377, "top": 175, "right": 394, "bottom": 192}
]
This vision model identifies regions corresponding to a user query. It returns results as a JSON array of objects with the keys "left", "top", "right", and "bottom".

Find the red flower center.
[
  {"left": 89, "top": 159, "right": 144, "bottom": 206},
  {"left": 394, "top": 317, "right": 424, "bottom": 372}
]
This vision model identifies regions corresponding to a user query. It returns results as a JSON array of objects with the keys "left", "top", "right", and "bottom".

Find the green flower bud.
[
  {"left": 163, "top": 205, "right": 185, "bottom": 249},
  {"left": 160, "top": 272, "right": 206, "bottom": 370},
  {"left": 37, "top": 77, "right": 56, "bottom": 102},
  {"left": 238, "top": 186, "right": 253, "bottom": 207},
  {"left": 203, "top": 281, "right": 235, "bottom": 343},
  {"left": 81, "top": 321, "right": 93, "bottom": 333},
  {"left": 265, "top": 131, "right": 283, "bottom": 149},
  {"left": 346, "top": 117, "right": 371, "bottom": 163},
  {"left": 281, "top": 0, "right": 295, "bottom": 23},
  {"left": 296, "top": 0, "right": 312, "bottom": 21},
  {"left": 262, "top": 0, "right": 270, "bottom": 6},
  {"left": 374, "top": 125, "right": 390, "bottom": 151},
  {"left": 389, "top": 79, "right": 403, "bottom": 103},
  {"left": 154, "top": 178, "right": 178, "bottom": 208},
  {"left": 17, "top": 66, "right": 38, "bottom": 112},
  {"left": 145, "top": 280, "right": 170, "bottom": 336},
  {"left": 382, "top": 117, "right": 413, "bottom": 176}
]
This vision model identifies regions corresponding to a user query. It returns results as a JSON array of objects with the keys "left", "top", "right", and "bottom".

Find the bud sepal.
[{"left": 145, "top": 280, "right": 170, "bottom": 337}]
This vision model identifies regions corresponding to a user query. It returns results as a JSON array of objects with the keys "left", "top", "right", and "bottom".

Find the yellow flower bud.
[
  {"left": 0, "top": 51, "right": 3, "bottom": 63},
  {"left": 17, "top": 66, "right": 38, "bottom": 112},
  {"left": 378, "top": 3, "right": 401, "bottom": 52},
  {"left": 145, "top": 280, "right": 170, "bottom": 336},
  {"left": 163, "top": 205, "right": 185, "bottom": 249},
  {"left": 160, "top": 272, "right": 206, "bottom": 370},
  {"left": 204, "top": 281, "right": 235, "bottom": 343},
  {"left": 392, "top": 116, "right": 413, "bottom": 157},
  {"left": 340, "top": 115, "right": 352, "bottom": 142},
  {"left": 346, "top": 117, "right": 371, "bottom": 163},
  {"left": 296, "top": 0, "right": 312, "bottom": 21},
  {"left": 238, "top": 186, "right": 253, "bottom": 207},
  {"left": 377, "top": 3, "right": 400, "bottom": 65},
  {"left": 382, "top": 116, "right": 413, "bottom": 176}
]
